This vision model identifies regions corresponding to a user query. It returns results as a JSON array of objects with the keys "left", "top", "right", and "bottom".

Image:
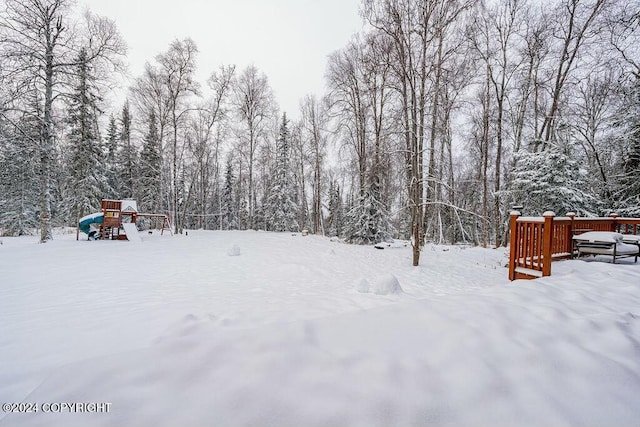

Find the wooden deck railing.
[{"left": 508, "top": 212, "right": 640, "bottom": 280}]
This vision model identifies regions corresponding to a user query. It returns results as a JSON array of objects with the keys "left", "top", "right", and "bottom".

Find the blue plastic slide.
[{"left": 78, "top": 212, "right": 104, "bottom": 238}]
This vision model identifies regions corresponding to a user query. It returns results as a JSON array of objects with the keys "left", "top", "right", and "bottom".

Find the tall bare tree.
[
  {"left": 536, "top": 0, "right": 610, "bottom": 148},
  {"left": 469, "top": 0, "right": 527, "bottom": 246},
  {"left": 326, "top": 36, "right": 369, "bottom": 199},
  {"left": 155, "top": 38, "right": 199, "bottom": 234},
  {"left": 363, "top": 0, "right": 474, "bottom": 265},
  {"left": 233, "top": 65, "right": 274, "bottom": 229},
  {"left": 300, "top": 94, "right": 328, "bottom": 234},
  {"left": 189, "top": 65, "right": 235, "bottom": 229}
]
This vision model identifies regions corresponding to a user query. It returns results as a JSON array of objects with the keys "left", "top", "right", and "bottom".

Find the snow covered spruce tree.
[
  {"left": 612, "top": 77, "right": 640, "bottom": 216},
  {"left": 116, "top": 102, "right": 137, "bottom": 199},
  {"left": 63, "top": 47, "right": 109, "bottom": 224},
  {"left": 507, "top": 141, "right": 599, "bottom": 217},
  {"left": 220, "top": 155, "right": 238, "bottom": 230},
  {"left": 326, "top": 180, "right": 344, "bottom": 238},
  {"left": 0, "top": 114, "right": 41, "bottom": 235},
  {"left": 138, "top": 111, "right": 162, "bottom": 213},
  {"left": 264, "top": 113, "right": 299, "bottom": 232},
  {"left": 344, "top": 168, "right": 394, "bottom": 245},
  {"left": 104, "top": 114, "right": 120, "bottom": 198}
]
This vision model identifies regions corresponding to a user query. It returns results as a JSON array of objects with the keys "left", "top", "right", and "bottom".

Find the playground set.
[{"left": 78, "top": 199, "right": 170, "bottom": 241}]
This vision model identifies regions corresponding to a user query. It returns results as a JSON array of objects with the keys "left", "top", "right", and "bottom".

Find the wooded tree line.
[{"left": 1, "top": 0, "right": 639, "bottom": 266}]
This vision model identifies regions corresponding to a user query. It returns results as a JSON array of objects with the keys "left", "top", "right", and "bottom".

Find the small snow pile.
[
  {"left": 355, "top": 274, "right": 403, "bottom": 295},
  {"left": 355, "top": 278, "right": 370, "bottom": 293},
  {"left": 372, "top": 274, "right": 403, "bottom": 295},
  {"left": 227, "top": 244, "right": 241, "bottom": 256}
]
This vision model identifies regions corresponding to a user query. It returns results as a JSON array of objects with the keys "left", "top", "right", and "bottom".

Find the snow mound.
[
  {"left": 371, "top": 274, "right": 403, "bottom": 295},
  {"left": 355, "top": 278, "right": 370, "bottom": 293},
  {"left": 356, "top": 274, "right": 403, "bottom": 295},
  {"left": 227, "top": 244, "right": 241, "bottom": 256}
]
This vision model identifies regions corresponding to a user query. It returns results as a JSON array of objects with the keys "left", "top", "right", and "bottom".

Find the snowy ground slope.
[{"left": 1, "top": 230, "right": 639, "bottom": 426}]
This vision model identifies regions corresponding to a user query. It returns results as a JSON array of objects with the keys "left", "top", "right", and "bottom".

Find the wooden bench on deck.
[{"left": 572, "top": 231, "right": 639, "bottom": 264}]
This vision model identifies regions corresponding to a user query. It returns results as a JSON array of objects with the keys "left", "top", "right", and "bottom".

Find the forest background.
[{"left": 1, "top": 0, "right": 639, "bottom": 266}]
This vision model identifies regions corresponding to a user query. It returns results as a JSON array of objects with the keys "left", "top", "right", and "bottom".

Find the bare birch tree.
[
  {"left": 300, "top": 94, "right": 328, "bottom": 234},
  {"left": 536, "top": 0, "right": 610, "bottom": 149},
  {"left": 233, "top": 65, "right": 275, "bottom": 229},
  {"left": 155, "top": 38, "right": 199, "bottom": 234},
  {"left": 189, "top": 65, "right": 235, "bottom": 229},
  {"left": 326, "top": 36, "right": 369, "bottom": 199},
  {"left": 363, "top": 0, "right": 474, "bottom": 265}
]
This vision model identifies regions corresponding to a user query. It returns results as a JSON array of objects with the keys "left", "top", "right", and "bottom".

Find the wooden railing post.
[
  {"left": 508, "top": 211, "right": 521, "bottom": 281},
  {"left": 542, "top": 211, "right": 555, "bottom": 277},
  {"left": 566, "top": 212, "right": 575, "bottom": 255},
  {"left": 609, "top": 212, "right": 619, "bottom": 232}
]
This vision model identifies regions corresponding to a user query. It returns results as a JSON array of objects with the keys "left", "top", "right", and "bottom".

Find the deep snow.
[{"left": 1, "top": 230, "right": 639, "bottom": 426}]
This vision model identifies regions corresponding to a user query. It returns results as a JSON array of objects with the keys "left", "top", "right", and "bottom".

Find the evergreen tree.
[
  {"left": 264, "top": 113, "right": 299, "bottom": 232},
  {"left": 253, "top": 199, "right": 266, "bottom": 231},
  {"left": 613, "top": 78, "right": 640, "bottom": 215},
  {"left": 105, "top": 114, "right": 119, "bottom": 197},
  {"left": 64, "top": 47, "right": 108, "bottom": 224},
  {"left": 619, "top": 137, "right": 640, "bottom": 215},
  {"left": 116, "top": 101, "right": 136, "bottom": 199},
  {"left": 238, "top": 195, "right": 249, "bottom": 230},
  {"left": 327, "top": 180, "right": 344, "bottom": 237},
  {"left": 221, "top": 156, "right": 237, "bottom": 230},
  {"left": 0, "top": 114, "right": 40, "bottom": 235},
  {"left": 366, "top": 168, "right": 395, "bottom": 242},
  {"left": 138, "top": 111, "right": 162, "bottom": 212},
  {"left": 106, "top": 114, "right": 118, "bottom": 157},
  {"left": 344, "top": 167, "right": 394, "bottom": 244},
  {"left": 507, "top": 141, "right": 599, "bottom": 216}
]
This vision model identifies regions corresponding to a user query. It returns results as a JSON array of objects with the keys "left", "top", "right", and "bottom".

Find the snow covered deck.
[{"left": 509, "top": 212, "right": 640, "bottom": 280}]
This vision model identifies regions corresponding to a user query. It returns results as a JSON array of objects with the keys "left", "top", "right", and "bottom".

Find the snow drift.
[{"left": 1, "top": 230, "right": 639, "bottom": 426}]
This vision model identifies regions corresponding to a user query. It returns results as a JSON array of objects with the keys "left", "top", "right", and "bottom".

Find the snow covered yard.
[{"left": 1, "top": 230, "right": 639, "bottom": 427}]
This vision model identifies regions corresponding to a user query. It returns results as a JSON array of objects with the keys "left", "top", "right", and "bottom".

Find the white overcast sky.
[{"left": 76, "top": 0, "right": 364, "bottom": 117}]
